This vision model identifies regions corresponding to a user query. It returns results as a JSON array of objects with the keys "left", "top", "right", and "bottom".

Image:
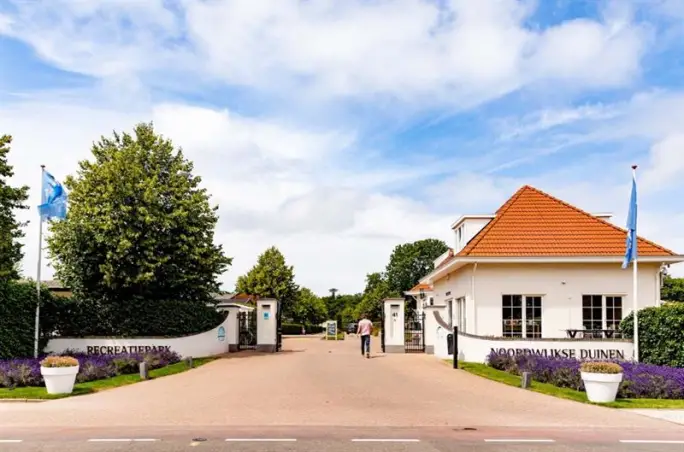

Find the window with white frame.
[
  {"left": 583, "top": 295, "right": 623, "bottom": 332},
  {"left": 502, "top": 295, "right": 542, "bottom": 338},
  {"left": 455, "top": 297, "right": 466, "bottom": 332}
]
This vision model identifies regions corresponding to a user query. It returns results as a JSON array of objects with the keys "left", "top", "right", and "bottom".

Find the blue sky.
[{"left": 1, "top": 0, "right": 683, "bottom": 293}]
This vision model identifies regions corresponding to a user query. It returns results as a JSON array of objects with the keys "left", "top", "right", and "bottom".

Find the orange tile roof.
[
  {"left": 457, "top": 185, "right": 676, "bottom": 257},
  {"left": 407, "top": 283, "right": 432, "bottom": 292}
]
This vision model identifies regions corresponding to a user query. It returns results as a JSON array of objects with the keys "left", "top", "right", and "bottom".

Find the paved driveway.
[{"left": 0, "top": 337, "right": 681, "bottom": 433}]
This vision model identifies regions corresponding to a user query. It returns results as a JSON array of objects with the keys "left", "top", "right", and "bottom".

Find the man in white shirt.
[{"left": 356, "top": 315, "right": 373, "bottom": 358}]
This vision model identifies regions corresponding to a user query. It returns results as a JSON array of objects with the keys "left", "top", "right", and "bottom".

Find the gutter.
[{"left": 471, "top": 262, "right": 478, "bottom": 335}]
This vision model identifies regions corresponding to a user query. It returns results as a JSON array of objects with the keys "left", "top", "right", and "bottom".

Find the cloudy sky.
[{"left": 1, "top": 0, "right": 683, "bottom": 295}]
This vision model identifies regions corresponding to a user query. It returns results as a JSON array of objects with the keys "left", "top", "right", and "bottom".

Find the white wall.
[
  {"left": 46, "top": 314, "right": 232, "bottom": 358},
  {"left": 257, "top": 299, "right": 278, "bottom": 346},
  {"left": 454, "top": 218, "right": 492, "bottom": 252},
  {"left": 471, "top": 263, "right": 660, "bottom": 338},
  {"left": 434, "top": 329, "right": 634, "bottom": 363},
  {"left": 432, "top": 265, "right": 473, "bottom": 332}
]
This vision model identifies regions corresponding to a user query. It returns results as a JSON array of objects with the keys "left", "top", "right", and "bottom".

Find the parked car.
[{"left": 346, "top": 322, "right": 357, "bottom": 334}]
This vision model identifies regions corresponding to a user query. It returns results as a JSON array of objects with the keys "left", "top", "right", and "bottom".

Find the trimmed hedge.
[
  {"left": 620, "top": 303, "right": 684, "bottom": 367},
  {"left": 51, "top": 297, "right": 226, "bottom": 338},
  {"left": 282, "top": 323, "right": 325, "bottom": 335},
  {"left": 0, "top": 281, "right": 59, "bottom": 359}
]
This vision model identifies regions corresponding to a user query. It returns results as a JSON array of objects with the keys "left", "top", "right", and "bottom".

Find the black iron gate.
[
  {"left": 404, "top": 309, "right": 425, "bottom": 353},
  {"left": 276, "top": 300, "right": 283, "bottom": 352},
  {"left": 238, "top": 311, "right": 257, "bottom": 350}
]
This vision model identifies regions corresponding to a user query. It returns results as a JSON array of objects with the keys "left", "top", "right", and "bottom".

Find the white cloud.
[
  {"left": 0, "top": 0, "right": 650, "bottom": 107},
  {"left": 1, "top": 95, "right": 453, "bottom": 294}
]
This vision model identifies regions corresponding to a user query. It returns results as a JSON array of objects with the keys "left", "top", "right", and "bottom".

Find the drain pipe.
[{"left": 471, "top": 262, "right": 478, "bottom": 335}]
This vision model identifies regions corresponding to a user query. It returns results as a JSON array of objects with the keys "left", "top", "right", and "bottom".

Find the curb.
[{"left": 0, "top": 398, "right": 47, "bottom": 403}]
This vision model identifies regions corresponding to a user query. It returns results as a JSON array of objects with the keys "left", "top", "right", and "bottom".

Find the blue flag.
[
  {"left": 622, "top": 172, "right": 637, "bottom": 269},
  {"left": 37, "top": 171, "right": 67, "bottom": 221}
]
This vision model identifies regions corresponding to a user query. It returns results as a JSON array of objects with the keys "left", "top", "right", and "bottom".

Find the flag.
[
  {"left": 622, "top": 171, "right": 637, "bottom": 269},
  {"left": 37, "top": 171, "right": 67, "bottom": 220}
]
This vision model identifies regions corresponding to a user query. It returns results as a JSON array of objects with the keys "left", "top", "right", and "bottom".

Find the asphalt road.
[{"left": 1, "top": 426, "right": 683, "bottom": 451}]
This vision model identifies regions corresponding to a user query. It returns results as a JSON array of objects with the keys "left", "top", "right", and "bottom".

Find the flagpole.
[
  {"left": 632, "top": 165, "right": 639, "bottom": 363},
  {"left": 33, "top": 165, "right": 45, "bottom": 359}
]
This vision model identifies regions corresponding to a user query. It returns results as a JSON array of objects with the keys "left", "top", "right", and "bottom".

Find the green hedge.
[
  {"left": 0, "top": 281, "right": 59, "bottom": 359},
  {"left": 281, "top": 323, "right": 325, "bottom": 335},
  {"left": 51, "top": 297, "right": 226, "bottom": 338},
  {"left": 620, "top": 303, "right": 684, "bottom": 367}
]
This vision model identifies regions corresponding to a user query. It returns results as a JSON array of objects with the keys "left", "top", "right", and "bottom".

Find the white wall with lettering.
[
  {"left": 45, "top": 313, "right": 233, "bottom": 358},
  {"left": 434, "top": 327, "right": 634, "bottom": 363}
]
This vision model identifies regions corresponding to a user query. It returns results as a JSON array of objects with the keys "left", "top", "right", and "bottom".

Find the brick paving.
[{"left": 0, "top": 337, "right": 681, "bottom": 431}]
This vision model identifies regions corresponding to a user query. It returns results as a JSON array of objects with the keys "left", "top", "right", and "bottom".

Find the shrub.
[
  {"left": 620, "top": 303, "right": 684, "bottom": 367},
  {"left": 580, "top": 362, "right": 623, "bottom": 374},
  {"left": 0, "top": 281, "right": 61, "bottom": 359},
  {"left": 40, "top": 356, "right": 79, "bottom": 368},
  {"left": 486, "top": 351, "right": 684, "bottom": 399}
]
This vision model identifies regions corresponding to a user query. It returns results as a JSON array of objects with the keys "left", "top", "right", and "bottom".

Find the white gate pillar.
[
  {"left": 224, "top": 306, "right": 241, "bottom": 352},
  {"left": 383, "top": 298, "right": 405, "bottom": 353},
  {"left": 423, "top": 305, "right": 446, "bottom": 354},
  {"left": 256, "top": 298, "right": 278, "bottom": 353}
]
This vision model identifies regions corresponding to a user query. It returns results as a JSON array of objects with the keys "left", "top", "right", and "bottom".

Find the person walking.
[{"left": 356, "top": 315, "right": 373, "bottom": 358}]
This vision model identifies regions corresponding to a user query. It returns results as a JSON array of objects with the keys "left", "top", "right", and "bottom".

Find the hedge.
[
  {"left": 281, "top": 323, "right": 325, "bottom": 335},
  {"left": 620, "top": 303, "right": 684, "bottom": 367},
  {"left": 51, "top": 297, "right": 226, "bottom": 338},
  {"left": 0, "top": 281, "right": 59, "bottom": 359}
]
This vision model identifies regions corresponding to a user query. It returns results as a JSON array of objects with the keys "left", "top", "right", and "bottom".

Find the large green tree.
[
  {"left": 292, "top": 287, "right": 328, "bottom": 326},
  {"left": 235, "top": 246, "right": 299, "bottom": 318},
  {"left": 48, "top": 123, "right": 231, "bottom": 302},
  {"left": 0, "top": 135, "right": 29, "bottom": 281},
  {"left": 385, "top": 238, "right": 449, "bottom": 294},
  {"left": 662, "top": 272, "right": 684, "bottom": 302},
  {"left": 354, "top": 272, "right": 393, "bottom": 321}
]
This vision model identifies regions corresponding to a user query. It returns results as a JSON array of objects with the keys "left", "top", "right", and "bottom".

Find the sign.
[
  {"left": 263, "top": 312, "right": 270, "bottom": 320},
  {"left": 217, "top": 326, "right": 226, "bottom": 342},
  {"left": 326, "top": 321, "right": 338, "bottom": 340},
  {"left": 491, "top": 347, "right": 626, "bottom": 360},
  {"left": 85, "top": 345, "right": 172, "bottom": 355}
]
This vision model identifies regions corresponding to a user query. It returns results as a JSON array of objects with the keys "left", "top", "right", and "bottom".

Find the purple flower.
[
  {"left": 0, "top": 350, "right": 181, "bottom": 388},
  {"left": 486, "top": 351, "right": 684, "bottom": 399}
]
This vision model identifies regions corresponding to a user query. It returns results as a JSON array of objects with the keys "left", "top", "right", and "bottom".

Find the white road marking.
[
  {"left": 0, "top": 440, "right": 22, "bottom": 443},
  {"left": 87, "top": 439, "right": 159, "bottom": 442},
  {"left": 620, "top": 440, "right": 684, "bottom": 444},
  {"left": 225, "top": 438, "right": 297, "bottom": 442},
  {"left": 484, "top": 439, "right": 555, "bottom": 443},
  {"left": 351, "top": 439, "right": 421, "bottom": 442}
]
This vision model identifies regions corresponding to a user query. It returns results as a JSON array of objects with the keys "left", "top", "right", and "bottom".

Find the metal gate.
[
  {"left": 404, "top": 309, "right": 425, "bottom": 353},
  {"left": 276, "top": 300, "right": 283, "bottom": 352},
  {"left": 380, "top": 305, "right": 386, "bottom": 353},
  {"left": 238, "top": 311, "right": 257, "bottom": 350}
]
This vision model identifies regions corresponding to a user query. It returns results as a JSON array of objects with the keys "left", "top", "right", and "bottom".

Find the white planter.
[
  {"left": 41, "top": 365, "right": 79, "bottom": 394},
  {"left": 581, "top": 371, "right": 623, "bottom": 403}
]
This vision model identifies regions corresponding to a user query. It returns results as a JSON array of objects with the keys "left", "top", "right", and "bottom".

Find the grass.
[
  {"left": 0, "top": 357, "right": 215, "bottom": 400},
  {"left": 321, "top": 332, "right": 345, "bottom": 340},
  {"left": 452, "top": 360, "right": 684, "bottom": 409}
]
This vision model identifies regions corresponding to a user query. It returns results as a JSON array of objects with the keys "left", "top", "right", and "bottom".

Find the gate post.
[
  {"left": 224, "top": 306, "right": 241, "bottom": 353},
  {"left": 383, "top": 298, "right": 405, "bottom": 353},
  {"left": 256, "top": 298, "right": 278, "bottom": 353}
]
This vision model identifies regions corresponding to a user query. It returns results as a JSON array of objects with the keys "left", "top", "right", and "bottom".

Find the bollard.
[
  {"left": 521, "top": 371, "right": 531, "bottom": 389},
  {"left": 185, "top": 356, "right": 194, "bottom": 368},
  {"left": 139, "top": 361, "right": 149, "bottom": 380},
  {"left": 452, "top": 326, "right": 459, "bottom": 369}
]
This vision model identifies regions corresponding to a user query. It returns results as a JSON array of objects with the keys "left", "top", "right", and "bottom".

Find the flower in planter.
[
  {"left": 39, "top": 356, "right": 79, "bottom": 368},
  {"left": 580, "top": 362, "right": 623, "bottom": 374}
]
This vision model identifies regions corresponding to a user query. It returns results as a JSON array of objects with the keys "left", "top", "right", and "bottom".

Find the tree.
[
  {"left": 662, "top": 272, "right": 684, "bottom": 302},
  {"left": 354, "top": 272, "right": 393, "bottom": 321},
  {"left": 292, "top": 287, "right": 328, "bottom": 326},
  {"left": 48, "top": 123, "right": 231, "bottom": 302},
  {"left": 385, "top": 238, "right": 449, "bottom": 294},
  {"left": 0, "top": 135, "right": 29, "bottom": 281},
  {"left": 235, "top": 246, "right": 299, "bottom": 318}
]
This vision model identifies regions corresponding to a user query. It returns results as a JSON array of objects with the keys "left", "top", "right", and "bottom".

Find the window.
[
  {"left": 502, "top": 295, "right": 542, "bottom": 338},
  {"left": 582, "top": 295, "right": 623, "bottom": 332},
  {"left": 457, "top": 226, "right": 463, "bottom": 248},
  {"left": 455, "top": 297, "right": 466, "bottom": 332}
]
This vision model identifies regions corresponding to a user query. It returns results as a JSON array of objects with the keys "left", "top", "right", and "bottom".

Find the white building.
[{"left": 419, "top": 185, "right": 683, "bottom": 340}]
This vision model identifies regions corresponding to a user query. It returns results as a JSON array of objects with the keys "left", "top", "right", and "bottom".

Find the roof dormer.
[{"left": 451, "top": 215, "right": 495, "bottom": 253}]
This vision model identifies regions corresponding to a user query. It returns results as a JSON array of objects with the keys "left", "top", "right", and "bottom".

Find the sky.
[{"left": 1, "top": 0, "right": 683, "bottom": 295}]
